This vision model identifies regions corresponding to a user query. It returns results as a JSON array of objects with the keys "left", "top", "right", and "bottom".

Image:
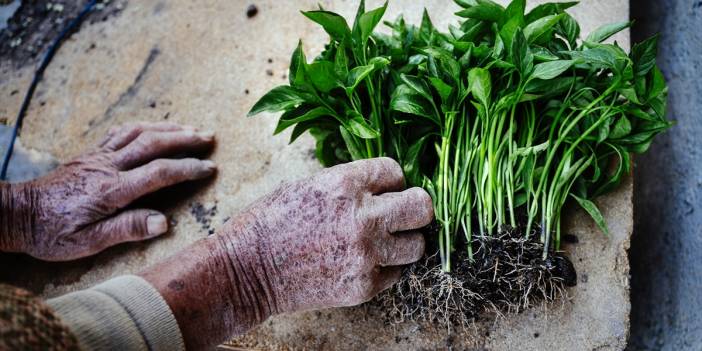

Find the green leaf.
[
  {"left": 335, "top": 41, "right": 349, "bottom": 76},
  {"left": 531, "top": 60, "right": 574, "bottom": 80},
  {"left": 525, "top": 76, "right": 577, "bottom": 94},
  {"left": 619, "top": 87, "right": 641, "bottom": 104},
  {"left": 339, "top": 126, "right": 365, "bottom": 160},
  {"left": 525, "top": 2, "right": 578, "bottom": 23},
  {"left": 302, "top": 10, "right": 351, "bottom": 42},
  {"left": 532, "top": 46, "right": 560, "bottom": 61},
  {"left": 274, "top": 106, "right": 333, "bottom": 134},
  {"left": 289, "top": 119, "right": 335, "bottom": 143},
  {"left": 420, "top": 9, "right": 435, "bottom": 40},
  {"left": 586, "top": 21, "right": 631, "bottom": 43},
  {"left": 429, "top": 77, "right": 454, "bottom": 105},
  {"left": 421, "top": 48, "right": 462, "bottom": 84},
  {"left": 454, "top": 0, "right": 477, "bottom": 8},
  {"left": 351, "top": 0, "right": 366, "bottom": 38},
  {"left": 517, "top": 141, "right": 550, "bottom": 156},
  {"left": 647, "top": 66, "right": 667, "bottom": 100},
  {"left": 346, "top": 57, "right": 390, "bottom": 92},
  {"left": 289, "top": 40, "right": 307, "bottom": 87},
  {"left": 510, "top": 28, "right": 533, "bottom": 76},
  {"left": 565, "top": 46, "right": 623, "bottom": 69},
  {"left": 311, "top": 129, "right": 339, "bottom": 166},
  {"left": 390, "top": 85, "right": 438, "bottom": 124},
  {"left": 358, "top": 1, "right": 388, "bottom": 43},
  {"left": 571, "top": 194, "right": 610, "bottom": 237},
  {"left": 609, "top": 116, "right": 632, "bottom": 139},
  {"left": 400, "top": 74, "right": 433, "bottom": 101},
  {"left": 248, "top": 86, "right": 306, "bottom": 116},
  {"left": 499, "top": 15, "right": 523, "bottom": 49},
  {"left": 559, "top": 13, "right": 580, "bottom": 47},
  {"left": 524, "top": 14, "right": 564, "bottom": 43},
  {"left": 503, "top": 0, "right": 526, "bottom": 26},
  {"left": 631, "top": 34, "right": 659, "bottom": 77},
  {"left": 403, "top": 135, "right": 430, "bottom": 187},
  {"left": 307, "top": 61, "right": 340, "bottom": 93},
  {"left": 455, "top": 0, "right": 505, "bottom": 22},
  {"left": 468, "top": 67, "right": 492, "bottom": 106},
  {"left": 344, "top": 111, "right": 380, "bottom": 139}
]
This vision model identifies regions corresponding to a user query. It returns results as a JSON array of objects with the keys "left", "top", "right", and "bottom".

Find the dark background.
[{"left": 629, "top": 0, "right": 702, "bottom": 349}]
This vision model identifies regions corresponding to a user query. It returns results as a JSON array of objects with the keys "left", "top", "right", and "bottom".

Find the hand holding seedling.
[
  {"left": 0, "top": 122, "right": 216, "bottom": 261},
  {"left": 140, "top": 157, "right": 433, "bottom": 350}
]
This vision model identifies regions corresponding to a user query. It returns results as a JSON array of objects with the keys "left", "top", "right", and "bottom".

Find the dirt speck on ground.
[
  {"left": 246, "top": 4, "right": 258, "bottom": 19},
  {"left": 190, "top": 201, "right": 218, "bottom": 235}
]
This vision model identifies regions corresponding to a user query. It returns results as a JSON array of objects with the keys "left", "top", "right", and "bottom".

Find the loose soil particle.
[{"left": 246, "top": 4, "right": 258, "bottom": 19}]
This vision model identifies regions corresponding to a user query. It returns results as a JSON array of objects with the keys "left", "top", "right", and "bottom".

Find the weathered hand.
[
  {"left": 141, "top": 157, "right": 434, "bottom": 350},
  {"left": 220, "top": 157, "right": 434, "bottom": 312},
  {"left": 0, "top": 122, "right": 216, "bottom": 261}
]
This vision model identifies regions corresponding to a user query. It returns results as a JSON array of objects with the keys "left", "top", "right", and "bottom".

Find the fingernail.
[
  {"left": 199, "top": 130, "right": 215, "bottom": 140},
  {"left": 147, "top": 214, "right": 168, "bottom": 236},
  {"left": 203, "top": 160, "right": 217, "bottom": 169},
  {"left": 196, "top": 160, "right": 217, "bottom": 178}
]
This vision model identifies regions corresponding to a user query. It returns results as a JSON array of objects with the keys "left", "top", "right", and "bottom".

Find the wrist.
[
  {"left": 139, "top": 223, "right": 278, "bottom": 350},
  {"left": 0, "top": 182, "right": 37, "bottom": 253},
  {"left": 215, "top": 217, "right": 281, "bottom": 317}
]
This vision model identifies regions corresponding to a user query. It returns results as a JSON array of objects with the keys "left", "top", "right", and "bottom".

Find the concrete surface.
[
  {"left": 0, "top": 125, "right": 57, "bottom": 182},
  {"left": 0, "top": 1, "right": 632, "bottom": 350},
  {"left": 628, "top": 0, "right": 702, "bottom": 350}
]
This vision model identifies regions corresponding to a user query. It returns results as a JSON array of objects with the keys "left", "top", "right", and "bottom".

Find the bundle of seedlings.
[{"left": 248, "top": 0, "right": 672, "bottom": 326}]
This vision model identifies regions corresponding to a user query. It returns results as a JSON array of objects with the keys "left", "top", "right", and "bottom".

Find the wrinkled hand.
[
  {"left": 0, "top": 122, "right": 216, "bottom": 261},
  {"left": 141, "top": 158, "right": 433, "bottom": 350},
  {"left": 221, "top": 157, "right": 434, "bottom": 312}
]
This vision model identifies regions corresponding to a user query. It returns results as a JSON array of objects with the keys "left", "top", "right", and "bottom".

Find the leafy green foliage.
[{"left": 249, "top": 0, "right": 672, "bottom": 271}]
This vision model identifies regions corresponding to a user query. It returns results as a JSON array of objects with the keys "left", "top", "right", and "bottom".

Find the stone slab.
[{"left": 0, "top": 1, "right": 630, "bottom": 350}]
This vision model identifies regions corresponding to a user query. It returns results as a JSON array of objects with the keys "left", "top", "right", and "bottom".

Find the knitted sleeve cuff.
[{"left": 47, "top": 275, "right": 185, "bottom": 351}]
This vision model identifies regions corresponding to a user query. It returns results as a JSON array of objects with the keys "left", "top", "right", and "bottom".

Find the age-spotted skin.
[
  {"left": 0, "top": 122, "right": 216, "bottom": 261},
  {"left": 140, "top": 158, "right": 434, "bottom": 350}
]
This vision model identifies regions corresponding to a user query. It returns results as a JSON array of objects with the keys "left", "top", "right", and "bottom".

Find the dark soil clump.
[{"left": 374, "top": 228, "right": 576, "bottom": 328}]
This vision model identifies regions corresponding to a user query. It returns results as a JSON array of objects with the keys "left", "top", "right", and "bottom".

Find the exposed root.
[{"left": 374, "top": 229, "right": 575, "bottom": 329}]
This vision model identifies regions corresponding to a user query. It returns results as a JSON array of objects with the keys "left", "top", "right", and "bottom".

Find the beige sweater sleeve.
[{"left": 46, "top": 275, "right": 185, "bottom": 351}]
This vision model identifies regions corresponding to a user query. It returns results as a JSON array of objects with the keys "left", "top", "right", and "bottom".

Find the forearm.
[
  {"left": 139, "top": 230, "right": 277, "bottom": 350},
  {"left": 0, "top": 182, "right": 36, "bottom": 253}
]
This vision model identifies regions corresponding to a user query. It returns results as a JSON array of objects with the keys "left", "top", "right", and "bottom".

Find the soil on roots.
[{"left": 373, "top": 226, "right": 576, "bottom": 328}]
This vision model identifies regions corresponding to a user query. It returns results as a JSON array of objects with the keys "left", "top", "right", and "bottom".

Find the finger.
[
  {"left": 370, "top": 266, "right": 402, "bottom": 297},
  {"left": 376, "top": 230, "right": 425, "bottom": 267},
  {"left": 111, "top": 130, "right": 215, "bottom": 170},
  {"left": 113, "top": 158, "right": 216, "bottom": 207},
  {"left": 329, "top": 157, "right": 405, "bottom": 194},
  {"left": 100, "top": 122, "right": 189, "bottom": 151},
  {"left": 82, "top": 209, "right": 168, "bottom": 257},
  {"left": 369, "top": 187, "right": 434, "bottom": 233}
]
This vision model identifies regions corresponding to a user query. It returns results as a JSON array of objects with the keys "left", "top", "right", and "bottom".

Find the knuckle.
[
  {"left": 137, "top": 131, "right": 160, "bottom": 146},
  {"left": 182, "top": 129, "right": 199, "bottom": 140},
  {"left": 148, "top": 159, "right": 172, "bottom": 177},
  {"left": 329, "top": 172, "right": 355, "bottom": 194}
]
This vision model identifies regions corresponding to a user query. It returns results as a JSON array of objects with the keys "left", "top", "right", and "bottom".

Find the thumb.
[{"left": 83, "top": 209, "right": 168, "bottom": 255}]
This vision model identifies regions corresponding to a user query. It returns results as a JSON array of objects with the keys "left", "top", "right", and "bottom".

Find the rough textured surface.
[
  {"left": 0, "top": 1, "right": 631, "bottom": 349},
  {"left": 629, "top": 0, "right": 702, "bottom": 350},
  {"left": 0, "top": 125, "right": 57, "bottom": 182}
]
